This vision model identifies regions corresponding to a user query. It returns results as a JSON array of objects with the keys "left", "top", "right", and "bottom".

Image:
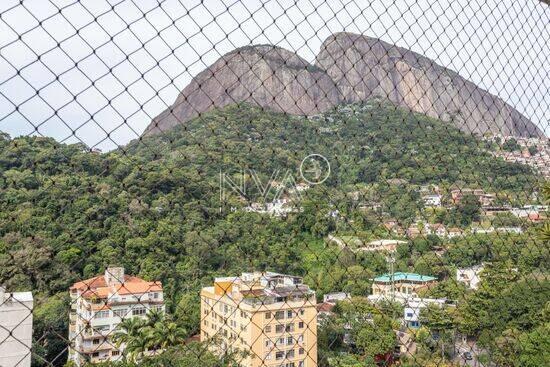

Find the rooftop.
[
  {"left": 70, "top": 267, "right": 162, "bottom": 299},
  {"left": 211, "top": 271, "right": 314, "bottom": 302},
  {"left": 367, "top": 239, "right": 407, "bottom": 246},
  {"left": 0, "top": 289, "right": 33, "bottom": 304},
  {"left": 374, "top": 272, "right": 437, "bottom": 283}
]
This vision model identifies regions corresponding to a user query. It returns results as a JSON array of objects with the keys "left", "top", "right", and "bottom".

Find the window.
[
  {"left": 299, "top": 348, "right": 304, "bottom": 355},
  {"left": 113, "top": 309, "right": 127, "bottom": 318},
  {"left": 299, "top": 310, "right": 305, "bottom": 316},
  {"left": 276, "top": 324, "right": 284, "bottom": 333},
  {"left": 287, "top": 336, "right": 293, "bottom": 345},
  {"left": 94, "top": 325, "right": 110, "bottom": 332},
  {"left": 276, "top": 351, "right": 284, "bottom": 360},
  {"left": 287, "top": 310, "right": 294, "bottom": 318},
  {"left": 275, "top": 311, "right": 285, "bottom": 320},
  {"left": 265, "top": 312, "right": 272, "bottom": 319},
  {"left": 298, "top": 321, "right": 304, "bottom": 329},
  {"left": 132, "top": 307, "right": 146, "bottom": 316},
  {"left": 152, "top": 292, "right": 159, "bottom": 299},
  {"left": 299, "top": 361, "right": 304, "bottom": 367},
  {"left": 278, "top": 337, "right": 285, "bottom": 345},
  {"left": 91, "top": 352, "right": 99, "bottom": 358},
  {"left": 95, "top": 310, "right": 109, "bottom": 318},
  {"left": 92, "top": 339, "right": 100, "bottom": 345},
  {"left": 286, "top": 323, "right": 294, "bottom": 332},
  {"left": 264, "top": 325, "right": 272, "bottom": 333},
  {"left": 287, "top": 350, "right": 295, "bottom": 358},
  {"left": 112, "top": 350, "right": 120, "bottom": 356},
  {"left": 265, "top": 340, "right": 271, "bottom": 347}
]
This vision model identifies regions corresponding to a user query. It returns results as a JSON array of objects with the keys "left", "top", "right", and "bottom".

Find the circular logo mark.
[{"left": 300, "top": 154, "right": 330, "bottom": 185}]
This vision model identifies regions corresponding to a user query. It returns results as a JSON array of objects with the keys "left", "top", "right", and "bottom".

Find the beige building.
[
  {"left": 200, "top": 272, "right": 317, "bottom": 367},
  {"left": 372, "top": 272, "right": 437, "bottom": 297},
  {"left": 68, "top": 267, "right": 164, "bottom": 365},
  {"left": 0, "top": 287, "right": 33, "bottom": 367}
]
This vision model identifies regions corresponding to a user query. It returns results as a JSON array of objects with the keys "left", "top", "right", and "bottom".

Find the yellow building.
[
  {"left": 200, "top": 272, "right": 317, "bottom": 367},
  {"left": 372, "top": 272, "right": 437, "bottom": 297}
]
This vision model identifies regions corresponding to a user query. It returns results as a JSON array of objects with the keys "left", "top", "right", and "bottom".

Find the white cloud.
[{"left": 0, "top": 0, "right": 548, "bottom": 150}]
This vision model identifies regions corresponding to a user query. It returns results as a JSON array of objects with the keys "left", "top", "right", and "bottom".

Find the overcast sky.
[{"left": 0, "top": 0, "right": 548, "bottom": 151}]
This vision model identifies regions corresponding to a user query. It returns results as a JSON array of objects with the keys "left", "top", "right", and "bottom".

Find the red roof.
[
  {"left": 316, "top": 302, "right": 335, "bottom": 313},
  {"left": 71, "top": 274, "right": 162, "bottom": 299}
]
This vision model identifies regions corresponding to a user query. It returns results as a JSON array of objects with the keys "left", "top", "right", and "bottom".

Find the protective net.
[{"left": 0, "top": 1, "right": 549, "bottom": 367}]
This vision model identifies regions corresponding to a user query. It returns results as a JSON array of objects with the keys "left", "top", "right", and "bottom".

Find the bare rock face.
[
  {"left": 315, "top": 32, "right": 543, "bottom": 137},
  {"left": 144, "top": 33, "right": 543, "bottom": 138},
  {"left": 144, "top": 45, "right": 341, "bottom": 135}
]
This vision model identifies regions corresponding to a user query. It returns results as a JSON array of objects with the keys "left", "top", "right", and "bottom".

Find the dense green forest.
[{"left": 0, "top": 101, "right": 548, "bottom": 366}]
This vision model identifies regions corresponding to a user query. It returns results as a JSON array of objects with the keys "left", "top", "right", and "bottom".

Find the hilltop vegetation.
[{"left": 0, "top": 102, "right": 547, "bottom": 366}]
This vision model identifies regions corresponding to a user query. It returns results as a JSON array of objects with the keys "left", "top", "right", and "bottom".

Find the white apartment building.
[
  {"left": 68, "top": 267, "right": 164, "bottom": 365},
  {"left": 0, "top": 287, "right": 33, "bottom": 367}
]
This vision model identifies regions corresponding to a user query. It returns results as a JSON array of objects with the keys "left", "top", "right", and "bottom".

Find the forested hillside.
[{"left": 0, "top": 101, "right": 547, "bottom": 366}]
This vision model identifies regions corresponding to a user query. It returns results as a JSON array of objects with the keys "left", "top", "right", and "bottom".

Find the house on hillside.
[
  {"left": 372, "top": 272, "right": 438, "bottom": 297},
  {"left": 447, "top": 227, "right": 463, "bottom": 238},
  {"left": 358, "top": 239, "right": 407, "bottom": 253},
  {"left": 422, "top": 194, "right": 442, "bottom": 207},
  {"left": 450, "top": 188, "right": 495, "bottom": 207},
  {"left": 456, "top": 265, "right": 484, "bottom": 290}
]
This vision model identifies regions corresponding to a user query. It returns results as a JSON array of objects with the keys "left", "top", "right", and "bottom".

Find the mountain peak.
[{"left": 144, "top": 33, "right": 543, "bottom": 138}]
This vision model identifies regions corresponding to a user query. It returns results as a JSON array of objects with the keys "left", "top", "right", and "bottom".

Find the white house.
[
  {"left": 0, "top": 287, "right": 33, "bottom": 367},
  {"left": 422, "top": 194, "right": 442, "bottom": 207},
  {"left": 368, "top": 293, "right": 447, "bottom": 329},
  {"left": 323, "top": 292, "right": 351, "bottom": 303},
  {"left": 496, "top": 227, "right": 523, "bottom": 234},
  {"left": 456, "top": 265, "right": 484, "bottom": 290}
]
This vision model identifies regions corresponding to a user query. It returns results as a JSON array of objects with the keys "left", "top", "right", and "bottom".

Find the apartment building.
[
  {"left": 372, "top": 272, "right": 437, "bottom": 297},
  {"left": 68, "top": 267, "right": 164, "bottom": 365},
  {"left": 0, "top": 287, "right": 33, "bottom": 367},
  {"left": 200, "top": 272, "right": 317, "bottom": 367}
]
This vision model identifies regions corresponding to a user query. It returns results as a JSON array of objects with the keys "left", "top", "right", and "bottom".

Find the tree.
[
  {"left": 147, "top": 321, "right": 187, "bottom": 350},
  {"left": 454, "top": 194, "right": 481, "bottom": 226},
  {"left": 355, "top": 315, "right": 397, "bottom": 359},
  {"left": 112, "top": 317, "right": 148, "bottom": 362}
]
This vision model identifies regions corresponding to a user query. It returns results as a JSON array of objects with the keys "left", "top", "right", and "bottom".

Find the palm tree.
[
  {"left": 112, "top": 317, "right": 145, "bottom": 347},
  {"left": 147, "top": 321, "right": 188, "bottom": 351},
  {"left": 126, "top": 327, "right": 153, "bottom": 362},
  {"left": 145, "top": 307, "right": 165, "bottom": 327},
  {"left": 112, "top": 317, "right": 149, "bottom": 362}
]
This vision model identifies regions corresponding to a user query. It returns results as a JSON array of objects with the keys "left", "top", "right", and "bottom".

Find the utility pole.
[{"left": 386, "top": 251, "right": 396, "bottom": 302}]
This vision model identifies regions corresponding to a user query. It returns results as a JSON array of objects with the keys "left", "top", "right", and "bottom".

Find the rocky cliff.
[{"left": 144, "top": 32, "right": 543, "bottom": 138}]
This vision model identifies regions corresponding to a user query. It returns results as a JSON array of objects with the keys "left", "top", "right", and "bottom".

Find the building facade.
[
  {"left": 200, "top": 272, "right": 317, "bottom": 367},
  {"left": 0, "top": 287, "right": 33, "bottom": 367},
  {"left": 456, "top": 265, "right": 484, "bottom": 290},
  {"left": 372, "top": 272, "right": 437, "bottom": 297},
  {"left": 68, "top": 267, "right": 164, "bottom": 365}
]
